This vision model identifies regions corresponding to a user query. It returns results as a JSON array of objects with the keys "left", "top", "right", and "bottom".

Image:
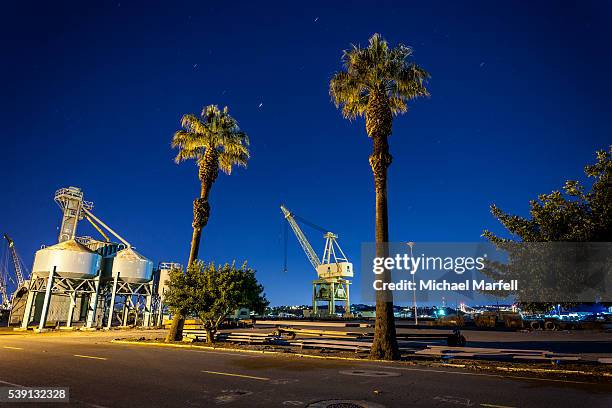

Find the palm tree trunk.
[
  {"left": 164, "top": 224, "right": 203, "bottom": 342},
  {"left": 188, "top": 221, "right": 204, "bottom": 266},
  {"left": 165, "top": 158, "right": 215, "bottom": 342},
  {"left": 367, "top": 100, "right": 399, "bottom": 360},
  {"left": 164, "top": 312, "right": 184, "bottom": 342},
  {"left": 369, "top": 166, "right": 400, "bottom": 359}
]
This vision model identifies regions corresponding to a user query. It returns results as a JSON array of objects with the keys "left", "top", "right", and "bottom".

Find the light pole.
[{"left": 407, "top": 242, "right": 418, "bottom": 326}]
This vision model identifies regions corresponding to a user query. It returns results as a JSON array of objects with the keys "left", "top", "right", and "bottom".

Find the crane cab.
[{"left": 316, "top": 262, "right": 353, "bottom": 279}]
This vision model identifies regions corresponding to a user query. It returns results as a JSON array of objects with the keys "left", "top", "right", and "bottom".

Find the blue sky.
[{"left": 1, "top": 1, "right": 610, "bottom": 305}]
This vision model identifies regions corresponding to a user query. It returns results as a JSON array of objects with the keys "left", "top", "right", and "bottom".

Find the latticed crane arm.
[
  {"left": 280, "top": 205, "right": 321, "bottom": 269},
  {"left": 3, "top": 234, "right": 24, "bottom": 287},
  {"left": 0, "top": 274, "right": 8, "bottom": 307}
]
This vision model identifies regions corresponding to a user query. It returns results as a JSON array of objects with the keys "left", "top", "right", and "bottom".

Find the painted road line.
[
  {"left": 185, "top": 349, "right": 261, "bottom": 358},
  {"left": 0, "top": 379, "right": 24, "bottom": 387},
  {"left": 74, "top": 354, "right": 108, "bottom": 360},
  {"left": 2, "top": 346, "right": 24, "bottom": 350},
  {"left": 201, "top": 370, "right": 269, "bottom": 381},
  {"left": 378, "top": 365, "right": 596, "bottom": 385},
  {"left": 481, "top": 404, "right": 517, "bottom": 408}
]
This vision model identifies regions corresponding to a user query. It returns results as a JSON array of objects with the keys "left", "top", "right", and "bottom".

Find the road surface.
[{"left": 0, "top": 330, "right": 610, "bottom": 407}]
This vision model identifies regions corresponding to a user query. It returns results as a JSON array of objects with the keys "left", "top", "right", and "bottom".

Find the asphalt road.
[{"left": 0, "top": 330, "right": 610, "bottom": 408}]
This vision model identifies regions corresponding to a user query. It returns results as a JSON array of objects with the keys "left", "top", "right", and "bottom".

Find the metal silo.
[
  {"left": 32, "top": 239, "right": 101, "bottom": 278},
  {"left": 111, "top": 247, "right": 153, "bottom": 283},
  {"left": 156, "top": 262, "right": 181, "bottom": 297}
]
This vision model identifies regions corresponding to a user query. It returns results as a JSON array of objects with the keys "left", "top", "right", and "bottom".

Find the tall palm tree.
[
  {"left": 165, "top": 105, "right": 250, "bottom": 342},
  {"left": 329, "top": 33, "right": 430, "bottom": 360}
]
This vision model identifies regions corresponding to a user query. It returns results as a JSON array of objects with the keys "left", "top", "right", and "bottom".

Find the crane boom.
[
  {"left": 280, "top": 205, "right": 321, "bottom": 269},
  {"left": 3, "top": 234, "right": 24, "bottom": 287},
  {"left": 0, "top": 273, "right": 8, "bottom": 307}
]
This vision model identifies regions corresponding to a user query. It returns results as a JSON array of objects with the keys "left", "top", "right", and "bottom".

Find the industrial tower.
[
  {"left": 281, "top": 205, "right": 353, "bottom": 317},
  {"left": 14, "top": 187, "right": 161, "bottom": 331}
]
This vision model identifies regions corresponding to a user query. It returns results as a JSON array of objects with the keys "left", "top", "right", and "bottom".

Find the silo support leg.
[
  {"left": 86, "top": 275, "right": 101, "bottom": 328},
  {"left": 122, "top": 297, "right": 131, "bottom": 326},
  {"left": 143, "top": 283, "right": 153, "bottom": 327},
  {"left": 156, "top": 298, "right": 163, "bottom": 327},
  {"left": 106, "top": 273, "right": 119, "bottom": 329},
  {"left": 38, "top": 267, "right": 56, "bottom": 331},
  {"left": 20, "top": 290, "right": 36, "bottom": 329},
  {"left": 66, "top": 293, "right": 76, "bottom": 328},
  {"left": 121, "top": 302, "right": 127, "bottom": 326}
]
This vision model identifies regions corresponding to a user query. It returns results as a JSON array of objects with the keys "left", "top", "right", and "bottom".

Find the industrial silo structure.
[
  {"left": 20, "top": 239, "right": 102, "bottom": 330},
  {"left": 111, "top": 247, "right": 153, "bottom": 283},
  {"left": 156, "top": 262, "right": 181, "bottom": 297},
  {"left": 32, "top": 240, "right": 101, "bottom": 279},
  {"left": 17, "top": 187, "right": 174, "bottom": 331},
  {"left": 153, "top": 262, "right": 182, "bottom": 326}
]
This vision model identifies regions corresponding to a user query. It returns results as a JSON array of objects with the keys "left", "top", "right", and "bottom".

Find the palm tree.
[
  {"left": 329, "top": 33, "right": 430, "bottom": 360},
  {"left": 165, "top": 105, "right": 250, "bottom": 342}
]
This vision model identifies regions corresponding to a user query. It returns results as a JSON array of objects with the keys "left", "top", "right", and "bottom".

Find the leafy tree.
[
  {"left": 483, "top": 146, "right": 612, "bottom": 311},
  {"left": 166, "top": 105, "right": 250, "bottom": 342},
  {"left": 162, "top": 265, "right": 200, "bottom": 328},
  {"left": 484, "top": 146, "right": 611, "bottom": 243},
  {"left": 163, "top": 261, "right": 268, "bottom": 343},
  {"left": 330, "top": 33, "right": 430, "bottom": 360},
  {"left": 194, "top": 262, "right": 268, "bottom": 343}
]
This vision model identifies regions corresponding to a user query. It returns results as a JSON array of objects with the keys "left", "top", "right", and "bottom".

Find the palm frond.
[
  {"left": 172, "top": 104, "right": 250, "bottom": 175},
  {"left": 329, "top": 33, "right": 430, "bottom": 124},
  {"left": 330, "top": 71, "right": 368, "bottom": 119},
  {"left": 388, "top": 97, "right": 407, "bottom": 115}
]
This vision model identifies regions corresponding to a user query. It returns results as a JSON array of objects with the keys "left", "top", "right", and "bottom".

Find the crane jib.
[
  {"left": 280, "top": 205, "right": 353, "bottom": 280},
  {"left": 3, "top": 233, "right": 25, "bottom": 287}
]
